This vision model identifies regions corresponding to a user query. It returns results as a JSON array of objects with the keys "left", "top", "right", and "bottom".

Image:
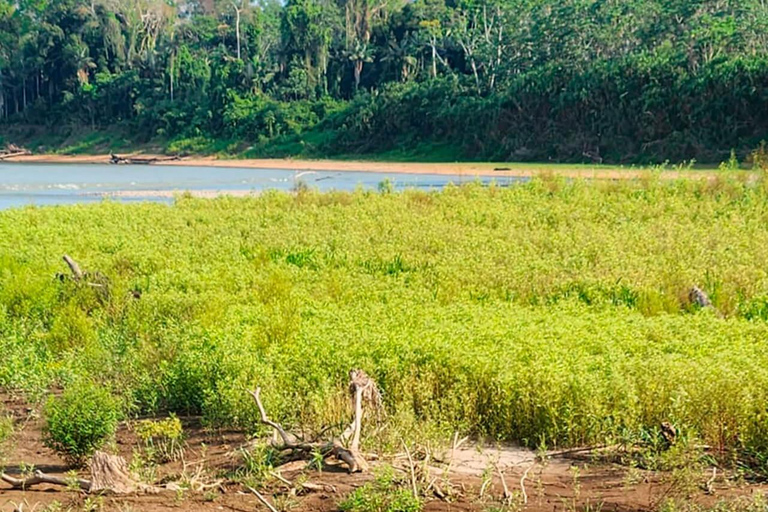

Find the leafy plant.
[
  {"left": 0, "top": 409, "right": 13, "bottom": 466},
  {"left": 234, "top": 442, "right": 283, "bottom": 488},
  {"left": 133, "top": 415, "right": 184, "bottom": 462},
  {"left": 43, "top": 381, "right": 121, "bottom": 467},
  {"left": 339, "top": 466, "right": 421, "bottom": 512}
]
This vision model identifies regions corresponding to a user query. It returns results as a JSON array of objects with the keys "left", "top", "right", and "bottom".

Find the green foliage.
[
  {"left": 235, "top": 442, "right": 283, "bottom": 488},
  {"left": 749, "top": 142, "right": 768, "bottom": 171},
  {"left": 43, "top": 380, "right": 121, "bottom": 467},
  {"left": 658, "top": 494, "right": 768, "bottom": 512},
  {"left": 3, "top": 0, "right": 768, "bottom": 163},
  {"left": 0, "top": 408, "right": 12, "bottom": 464},
  {"left": 6, "top": 181, "right": 768, "bottom": 468},
  {"left": 133, "top": 415, "right": 184, "bottom": 462},
  {"left": 339, "top": 467, "right": 421, "bottom": 512}
]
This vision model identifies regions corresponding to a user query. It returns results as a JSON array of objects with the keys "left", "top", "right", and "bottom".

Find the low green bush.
[
  {"left": 339, "top": 467, "right": 421, "bottom": 512},
  {"left": 43, "top": 380, "right": 121, "bottom": 467}
]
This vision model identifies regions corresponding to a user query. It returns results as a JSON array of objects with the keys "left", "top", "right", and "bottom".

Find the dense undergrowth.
[
  {"left": 4, "top": 1, "right": 768, "bottom": 163},
  {"left": 3, "top": 176, "right": 768, "bottom": 464}
]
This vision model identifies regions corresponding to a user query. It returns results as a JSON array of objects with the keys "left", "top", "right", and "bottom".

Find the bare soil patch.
[{"left": 2, "top": 395, "right": 766, "bottom": 512}]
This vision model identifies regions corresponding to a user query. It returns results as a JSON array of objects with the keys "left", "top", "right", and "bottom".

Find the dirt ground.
[
  {"left": 2, "top": 395, "right": 766, "bottom": 512},
  {"left": 2, "top": 153, "right": 738, "bottom": 181}
]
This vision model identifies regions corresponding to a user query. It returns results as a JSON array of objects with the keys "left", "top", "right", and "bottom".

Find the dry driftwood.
[
  {"left": 1, "top": 452, "right": 159, "bottom": 494},
  {"left": 63, "top": 254, "right": 84, "bottom": 280},
  {"left": 110, "top": 153, "right": 180, "bottom": 165},
  {"left": 249, "top": 369, "right": 382, "bottom": 473},
  {"left": 1, "top": 470, "right": 91, "bottom": 491},
  {"left": 59, "top": 255, "right": 110, "bottom": 294},
  {"left": 0, "top": 144, "right": 31, "bottom": 160},
  {"left": 0, "top": 151, "right": 30, "bottom": 161}
]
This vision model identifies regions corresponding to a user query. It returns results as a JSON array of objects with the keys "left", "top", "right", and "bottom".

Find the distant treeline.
[{"left": 1, "top": 0, "right": 767, "bottom": 163}]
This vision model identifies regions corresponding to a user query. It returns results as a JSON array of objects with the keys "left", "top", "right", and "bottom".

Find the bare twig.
[
  {"left": 249, "top": 388, "right": 300, "bottom": 447},
  {"left": 247, "top": 486, "right": 279, "bottom": 512},
  {"left": 269, "top": 471, "right": 292, "bottom": 487},
  {"left": 546, "top": 444, "right": 614, "bottom": 458},
  {"left": 1, "top": 471, "right": 90, "bottom": 491},
  {"left": 402, "top": 440, "right": 419, "bottom": 500},
  {"left": 520, "top": 463, "right": 535, "bottom": 505},
  {"left": 496, "top": 464, "right": 512, "bottom": 504},
  {"left": 705, "top": 467, "right": 717, "bottom": 495}
]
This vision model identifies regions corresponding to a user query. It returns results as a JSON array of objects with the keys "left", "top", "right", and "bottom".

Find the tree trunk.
[
  {"left": 170, "top": 52, "right": 175, "bottom": 102},
  {"left": 354, "top": 60, "right": 363, "bottom": 89},
  {"left": 232, "top": 2, "right": 242, "bottom": 60},
  {"left": 431, "top": 43, "right": 437, "bottom": 78}
]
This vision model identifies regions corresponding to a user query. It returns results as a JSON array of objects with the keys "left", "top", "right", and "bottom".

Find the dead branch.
[
  {"left": 110, "top": 153, "right": 180, "bottom": 165},
  {"left": 1, "top": 470, "right": 90, "bottom": 491},
  {"left": 402, "top": 440, "right": 419, "bottom": 499},
  {"left": 520, "top": 463, "right": 535, "bottom": 505},
  {"left": 0, "top": 145, "right": 31, "bottom": 160},
  {"left": 269, "top": 471, "right": 292, "bottom": 487},
  {"left": 59, "top": 255, "right": 110, "bottom": 296},
  {"left": 1, "top": 452, "right": 160, "bottom": 494},
  {"left": 496, "top": 464, "right": 512, "bottom": 504},
  {"left": 247, "top": 486, "right": 279, "bottom": 512},
  {"left": 248, "top": 388, "right": 299, "bottom": 447},
  {"left": 0, "top": 151, "right": 30, "bottom": 161},
  {"left": 268, "top": 472, "right": 336, "bottom": 493},
  {"left": 63, "top": 254, "right": 84, "bottom": 280},
  {"left": 248, "top": 369, "right": 379, "bottom": 473}
]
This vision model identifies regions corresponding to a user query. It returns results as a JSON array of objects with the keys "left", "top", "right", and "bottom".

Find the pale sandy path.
[{"left": 2, "top": 153, "right": 735, "bottom": 181}]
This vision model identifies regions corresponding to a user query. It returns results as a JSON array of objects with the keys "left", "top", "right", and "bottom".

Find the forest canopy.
[{"left": 1, "top": 0, "right": 767, "bottom": 163}]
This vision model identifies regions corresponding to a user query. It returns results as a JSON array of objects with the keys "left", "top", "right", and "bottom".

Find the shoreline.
[
  {"left": 0, "top": 153, "right": 733, "bottom": 180},
  {"left": 100, "top": 189, "right": 262, "bottom": 199}
]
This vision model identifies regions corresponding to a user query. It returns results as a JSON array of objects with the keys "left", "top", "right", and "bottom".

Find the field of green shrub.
[{"left": 2, "top": 175, "right": 768, "bottom": 462}]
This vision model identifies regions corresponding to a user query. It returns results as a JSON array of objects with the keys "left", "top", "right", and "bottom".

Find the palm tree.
[
  {"left": 345, "top": 40, "right": 373, "bottom": 89},
  {"left": 381, "top": 34, "right": 417, "bottom": 82}
]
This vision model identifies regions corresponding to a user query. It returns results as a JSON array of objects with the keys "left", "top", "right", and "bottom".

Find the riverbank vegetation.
[
  {"left": 1, "top": 0, "right": 768, "bottom": 163},
  {"left": 3, "top": 176, "right": 768, "bottom": 471}
]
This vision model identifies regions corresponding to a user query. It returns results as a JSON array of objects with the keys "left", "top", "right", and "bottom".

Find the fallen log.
[
  {"left": 1, "top": 452, "right": 160, "bottom": 494},
  {"left": 0, "top": 151, "right": 31, "bottom": 161},
  {"left": 249, "top": 369, "right": 382, "bottom": 473},
  {"left": 59, "top": 255, "right": 110, "bottom": 296},
  {"left": 110, "top": 153, "right": 180, "bottom": 165},
  {"left": 1, "top": 470, "right": 91, "bottom": 491}
]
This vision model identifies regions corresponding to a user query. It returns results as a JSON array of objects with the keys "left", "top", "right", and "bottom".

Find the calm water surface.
[{"left": 0, "top": 163, "right": 521, "bottom": 210}]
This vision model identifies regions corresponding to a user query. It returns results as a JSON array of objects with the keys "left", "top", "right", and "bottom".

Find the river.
[{"left": 0, "top": 163, "right": 520, "bottom": 210}]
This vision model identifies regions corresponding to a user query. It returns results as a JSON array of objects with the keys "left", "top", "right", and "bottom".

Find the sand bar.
[
  {"left": 101, "top": 189, "right": 261, "bottom": 199},
  {"left": 1, "top": 153, "right": 737, "bottom": 181}
]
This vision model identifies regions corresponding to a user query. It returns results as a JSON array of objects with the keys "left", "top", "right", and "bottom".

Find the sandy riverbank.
[
  {"left": 1, "top": 153, "right": 732, "bottom": 180},
  {"left": 102, "top": 189, "right": 261, "bottom": 199}
]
